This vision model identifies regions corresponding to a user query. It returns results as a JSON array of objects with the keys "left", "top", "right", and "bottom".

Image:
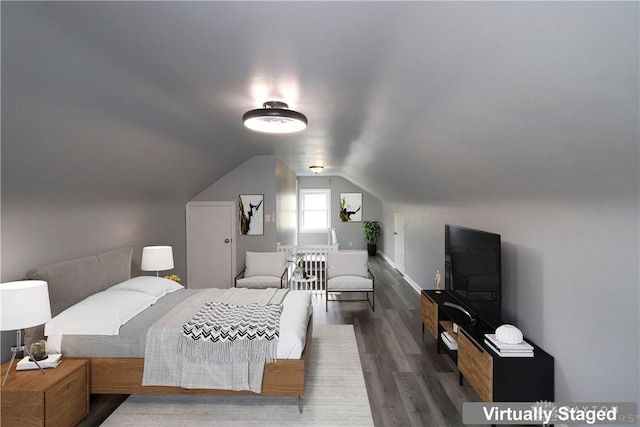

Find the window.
[{"left": 299, "top": 189, "right": 331, "bottom": 233}]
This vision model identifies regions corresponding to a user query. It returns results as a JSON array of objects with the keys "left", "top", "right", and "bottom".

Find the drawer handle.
[{"left": 460, "top": 329, "right": 485, "bottom": 353}]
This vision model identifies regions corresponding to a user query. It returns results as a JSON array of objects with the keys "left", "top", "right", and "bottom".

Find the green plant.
[{"left": 363, "top": 220, "right": 381, "bottom": 244}]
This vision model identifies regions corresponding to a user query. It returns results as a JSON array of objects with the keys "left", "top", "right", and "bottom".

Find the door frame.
[
  {"left": 393, "top": 212, "right": 406, "bottom": 275},
  {"left": 186, "top": 201, "right": 236, "bottom": 287}
]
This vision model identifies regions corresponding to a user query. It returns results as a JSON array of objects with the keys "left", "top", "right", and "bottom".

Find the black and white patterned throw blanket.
[
  {"left": 142, "top": 288, "right": 289, "bottom": 392},
  {"left": 180, "top": 301, "right": 283, "bottom": 364}
]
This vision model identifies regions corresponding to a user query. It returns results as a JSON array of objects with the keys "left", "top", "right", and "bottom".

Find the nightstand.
[{"left": 1, "top": 358, "right": 89, "bottom": 426}]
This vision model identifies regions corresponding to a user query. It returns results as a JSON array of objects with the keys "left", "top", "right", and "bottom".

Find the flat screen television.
[{"left": 445, "top": 224, "right": 501, "bottom": 326}]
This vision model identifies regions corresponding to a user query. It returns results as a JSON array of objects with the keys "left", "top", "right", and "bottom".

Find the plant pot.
[{"left": 367, "top": 243, "right": 377, "bottom": 256}]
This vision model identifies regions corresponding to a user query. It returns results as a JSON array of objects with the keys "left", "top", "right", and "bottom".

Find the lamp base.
[{"left": 2, "top": 331, "right": 46, "bottom": 387}]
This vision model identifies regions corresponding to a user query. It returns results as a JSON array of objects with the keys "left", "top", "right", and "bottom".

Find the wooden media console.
[{"left": 421, "top": 290, "right": 554, "bottom": 402}]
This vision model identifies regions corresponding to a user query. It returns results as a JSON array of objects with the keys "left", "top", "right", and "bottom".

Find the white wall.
[{"left": 383, "top": 192, "right": 639, "bottom": 403}]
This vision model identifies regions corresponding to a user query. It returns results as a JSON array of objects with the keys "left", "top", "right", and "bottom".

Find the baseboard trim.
[
  {"left": 403, "top": 275, "right": 422, "bottom": 294},
  {"left": 379, "top": 251, "right": 395, "bottom": 269},
  {"left": 378, "top": 251, "right": 422, "bottom": 294}
]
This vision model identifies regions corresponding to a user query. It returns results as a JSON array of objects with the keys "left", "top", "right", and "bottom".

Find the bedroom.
[{"left": 1, "top": 1, "right": 638, "bottom": 425}]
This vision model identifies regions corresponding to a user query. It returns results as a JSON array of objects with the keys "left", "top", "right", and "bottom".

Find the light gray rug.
[{"left": 101, "top": 324, "right": 373, "bottom": 426}]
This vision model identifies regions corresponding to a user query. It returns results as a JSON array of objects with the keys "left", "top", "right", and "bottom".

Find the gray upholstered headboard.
[{"left": 24, "top": 247, "right": 133, "bottom": 343}]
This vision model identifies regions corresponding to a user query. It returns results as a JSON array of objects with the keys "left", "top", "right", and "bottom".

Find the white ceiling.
[{"left": 3, "top": 2, "right": 638, "bottom": 204}]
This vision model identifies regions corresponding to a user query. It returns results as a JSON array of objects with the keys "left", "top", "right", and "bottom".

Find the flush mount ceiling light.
[
  {"left": 309, "top": 165, "right": 324, "bottom": 174},
  {"left": 243, "top": 101, "right": 308, "bottom": 133}
]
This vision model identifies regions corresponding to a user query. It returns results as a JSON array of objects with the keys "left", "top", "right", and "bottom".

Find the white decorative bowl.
[{"left": 495, "top": 324, "right": 523, "bottom": 344}]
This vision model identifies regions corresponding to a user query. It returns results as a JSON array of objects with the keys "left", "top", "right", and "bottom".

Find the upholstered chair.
[
  {"left": 325, "top": 250, "right": 374, "bottom": 311},
  {"left": 234, "top": 251, "right": 288, "bottom": 289}
]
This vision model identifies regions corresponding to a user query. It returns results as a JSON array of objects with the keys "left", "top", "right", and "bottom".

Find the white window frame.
[{"left": 299, "top": 188, "right": 331, "bottom": 233}]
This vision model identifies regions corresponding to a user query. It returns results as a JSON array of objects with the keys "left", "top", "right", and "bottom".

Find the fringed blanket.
[
  {"left": 179, "top": 301, "right": 283, "bottom": 364},
  {"left": 142, "top": 288, "right": 289, "bottom": 393}
]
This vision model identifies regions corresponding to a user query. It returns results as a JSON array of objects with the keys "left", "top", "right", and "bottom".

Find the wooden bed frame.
[
  {"left": 79, "top": 316, "right": 312, "bottom": 397},
  {"left": 25, "top": 247, "right": 313, "bottom": 411}
]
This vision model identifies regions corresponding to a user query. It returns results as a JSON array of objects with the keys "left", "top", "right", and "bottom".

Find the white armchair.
[
  {"left": 325, "top": 250, "right": 374, "bottom": 311},
  {"left": 235, "top": 251, "right": 288, "bottom": 289}
]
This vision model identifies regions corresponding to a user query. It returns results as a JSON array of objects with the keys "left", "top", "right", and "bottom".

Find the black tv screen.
[{"left": 445, "top": 224, "right": 501, "bottom": 326}]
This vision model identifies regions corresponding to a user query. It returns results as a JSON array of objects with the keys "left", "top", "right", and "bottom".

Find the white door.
[
  {"left": 394, "top": 212, "right": 406, "bottom": 274},
  {"left": 186, "top": 202, "right": 235, "bottom": 288}
]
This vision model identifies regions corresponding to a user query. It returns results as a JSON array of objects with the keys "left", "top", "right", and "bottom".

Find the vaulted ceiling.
[{"left": 3, "top": 2, "right": 638, "bottom": 205}]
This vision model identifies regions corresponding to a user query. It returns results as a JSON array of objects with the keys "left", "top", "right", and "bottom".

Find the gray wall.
[
  {"left": 382, "top": 190, "right": 639, "bottom": 403},
  {"left": 276, "top": 158, "right": 298, "bottom": 247},
  {"left": 1, "top": 198, "right": 188, "bottom": 363},
  {"left": 297, "top": 175, "right": 383, "bottom": 250},
  {"left": 0, "top": 154, "right": 294, "bottom": 363},
  {"left": 192, "top": 155, "right": 297, "bottom": 273},
  {"left": 1, "top": 2, "right": 230, "bottom": 362}
]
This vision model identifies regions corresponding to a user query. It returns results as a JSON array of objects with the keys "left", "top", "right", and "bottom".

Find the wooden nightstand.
[{"left": 1, "top": 358, "right": 89, "bottom": 427}]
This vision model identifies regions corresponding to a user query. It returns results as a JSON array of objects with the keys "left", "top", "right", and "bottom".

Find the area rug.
[{"left": 101, "top": 324, "right": 373, "bottom": 426}]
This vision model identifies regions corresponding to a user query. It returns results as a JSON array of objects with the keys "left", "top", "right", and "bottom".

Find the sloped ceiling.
[{"left": 2, "top": 2, "right": 638, "bottom": 205}]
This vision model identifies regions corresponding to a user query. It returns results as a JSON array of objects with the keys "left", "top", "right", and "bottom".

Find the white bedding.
[
  {"left": 45, "top": 289, "right": 156, "bottom": 336},
  {"left": 46, "top": 288, "right": 312, "bottom": 359},
  {"left": 276, "top": 290, "right": 312, "bottom": 358}
]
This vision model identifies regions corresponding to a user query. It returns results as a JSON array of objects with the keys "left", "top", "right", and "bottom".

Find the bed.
[{"left": 25, "top": 247, "right": 313, "bottom": 411}]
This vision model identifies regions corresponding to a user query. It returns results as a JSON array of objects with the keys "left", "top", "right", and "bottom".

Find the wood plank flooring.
[
  {"left": 80, "top": 255, "right": 482, "bottom": 426},
  {"left": 316, "top": 255, "right": 482, "bottom": 426}
]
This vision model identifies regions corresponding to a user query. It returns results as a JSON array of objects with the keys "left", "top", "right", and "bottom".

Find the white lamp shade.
[
  {"left": 141, "top": 246, "right": 174, "bottom": 272},
  {"left": 0, "top": 280, "right": 52, "bottom": 331}
]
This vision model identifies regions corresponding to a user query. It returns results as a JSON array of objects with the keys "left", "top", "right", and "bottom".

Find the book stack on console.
[
  {"left": 16, "top": 353, "right": 62, "bottom": 370},
  {"left": 441, "top": 331, "right": 458, "bottom": 350},
  {"left": 484, "top": 334, "right": 534, "bottom": 357}
]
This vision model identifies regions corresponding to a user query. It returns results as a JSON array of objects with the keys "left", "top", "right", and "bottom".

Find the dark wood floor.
[
  {"left": 318, "top": 255, "right": 482, "bottom": 426},
  {"left": 80, "top": 255, "right": 482, "bottom": 426}
]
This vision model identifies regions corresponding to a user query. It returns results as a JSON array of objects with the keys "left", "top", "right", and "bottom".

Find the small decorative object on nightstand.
[
  {"left": 30, "top": 339, "right": 47, "bottom": 361},
  {"left": 17, "top": 353, "right": 62, "bottom": 371},
  {"left": 434, "top": 270, "right": 442, "bottom": 293}
]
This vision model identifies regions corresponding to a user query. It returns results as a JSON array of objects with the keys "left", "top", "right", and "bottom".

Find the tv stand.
[{"left": 421, "top": 290, "right": 554, "bottom": 402}]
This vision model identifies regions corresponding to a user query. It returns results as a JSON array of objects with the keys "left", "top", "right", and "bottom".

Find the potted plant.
[{"left": 363, "top": 220, "right": 381, "bottom": 256}]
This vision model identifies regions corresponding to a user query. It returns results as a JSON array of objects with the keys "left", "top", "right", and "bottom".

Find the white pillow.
[
  {"left": 244, "top": 252, "right": 287, "bottom": 278},
  {"left": 107, "top": 276, "right": 184, "bottom": 301},
  {"left": 327, "top": 251, "right": 369, "bottom": 279},
  {"left": 44, "top": 290, "right": 156, "bottom": 336}
]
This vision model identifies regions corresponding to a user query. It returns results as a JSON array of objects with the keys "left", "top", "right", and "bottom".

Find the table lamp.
[
  {"left": 141, "top": 246, "right": 174, "bottom": 277},
  {"left": 1, "top": 280, "right": 52, "bottom": 386}
]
